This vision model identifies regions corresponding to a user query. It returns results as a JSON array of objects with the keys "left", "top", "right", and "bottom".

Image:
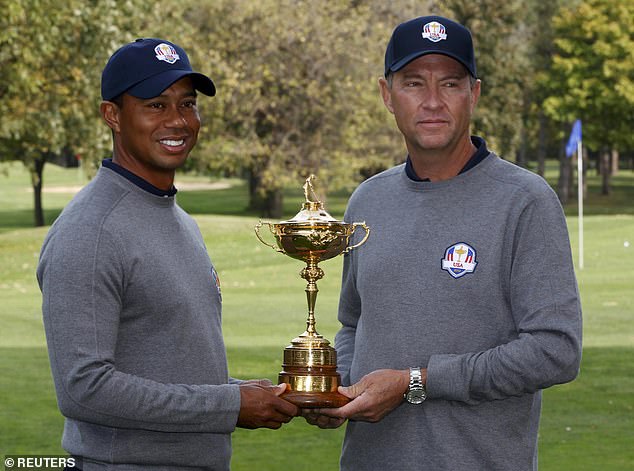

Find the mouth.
[
  {"left": 419, "top": 118, "right": 448, "bottom": 124},
  {"left": 159, "top": 138, "right": 186, "bottom": 147},
  {"left": 417, "top": 119, "right": 449, "bottom": 129},
  {"left": 158, "top": 137, "right": 190, "bottom": 154}
]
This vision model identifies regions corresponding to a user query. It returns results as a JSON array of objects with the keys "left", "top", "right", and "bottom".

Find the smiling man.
[
  {"left": 37, "top": 38, "right": 297, "bottom": 471},
  {"left": 303, "top": 16, "right": 582, "bottom": 471}
]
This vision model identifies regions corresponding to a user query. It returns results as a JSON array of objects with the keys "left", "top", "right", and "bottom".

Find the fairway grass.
[{"left": 1, "top": 163, "right": 632, "bottom": 469}]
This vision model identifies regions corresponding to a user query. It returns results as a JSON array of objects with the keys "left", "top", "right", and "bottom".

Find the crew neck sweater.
[
  {"left": 37, "top": 166, "right": 240, "bottom": 470},
  {"left": 336, "top": 149, "right": 582, "bottom": 470}
]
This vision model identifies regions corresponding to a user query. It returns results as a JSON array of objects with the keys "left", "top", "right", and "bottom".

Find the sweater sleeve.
[
  {"left": 37, "top": 224, "right": 241, "bottom": 434},
  {"left": 335, "top": 248, "right": 361, "bottom": 387},
  {"left": 426, "top": 191, "right": 582, "bottom": 404}
]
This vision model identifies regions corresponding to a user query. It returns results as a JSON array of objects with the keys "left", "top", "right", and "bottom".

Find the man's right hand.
[{"left": 237, "top": 383, "right": 299, "bottom": 429}]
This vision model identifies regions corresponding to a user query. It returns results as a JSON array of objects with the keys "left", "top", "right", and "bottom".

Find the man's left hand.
[{"left": 308, "top": 369, "right": 410, "bottom": 424}]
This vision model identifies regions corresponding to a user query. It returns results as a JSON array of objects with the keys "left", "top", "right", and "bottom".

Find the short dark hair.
[{"left": 110, "top": 94, "right": 124, "bottom": 108}]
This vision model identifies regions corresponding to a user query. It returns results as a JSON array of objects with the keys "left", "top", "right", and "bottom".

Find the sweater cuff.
[
  {"left": 205, "top": 383, "right": 241, "bottom": 433},
  {"left": 426, "top": 354, "right": 470, "bottom": 402}
]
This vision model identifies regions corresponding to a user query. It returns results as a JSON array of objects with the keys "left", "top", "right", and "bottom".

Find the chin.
[
  {"left": 150, "top": 158, "right": 186, "bottom": 172},
  {"left": 418, "top": 139, "right": 452, "bottom": 151}
]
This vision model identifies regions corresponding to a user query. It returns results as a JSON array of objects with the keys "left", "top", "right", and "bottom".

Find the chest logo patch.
[
  {"left": 211, "top": 267, "right": 222, "bottom": 299},
  {"left": 441, "top": 242, "right": 477, "bottom": 279}
]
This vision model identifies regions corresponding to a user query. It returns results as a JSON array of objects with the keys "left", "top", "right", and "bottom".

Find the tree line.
[{"left": 1, "top": 0, "right": 632, "bottom": 223}]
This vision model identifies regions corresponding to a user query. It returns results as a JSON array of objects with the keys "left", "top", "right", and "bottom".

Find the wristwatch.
[{"left": 404, "top": 367, "right": 426, "bottom": 404}]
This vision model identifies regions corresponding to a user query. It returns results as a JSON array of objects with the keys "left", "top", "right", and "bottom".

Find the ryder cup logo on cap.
[
  {"left": 422, "top": 21, "right": 447, "bottom": 42},
  {"left": 101, "top": 38, "right": 216, "bottom": 101},
  {"left": 441, "top": 242, "right": 477, "bottom": 279},
  {"left": 154, "top": 43, "right": 180, "bottom": 64},
  {"left": 384, "top": 15, "right": 477, "bottom": 78}
]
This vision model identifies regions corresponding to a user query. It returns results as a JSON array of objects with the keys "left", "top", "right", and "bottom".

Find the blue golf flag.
[{"left": 565, "top": 119, "right": 582, "bottom": 157}]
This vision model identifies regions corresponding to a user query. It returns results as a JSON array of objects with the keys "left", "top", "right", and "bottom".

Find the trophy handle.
[
  {"left": 343, "top": 222, "right": 370, "bottom": 254},
  {"left": 255, "top": 221, "right": 285, "bottom": 254}
]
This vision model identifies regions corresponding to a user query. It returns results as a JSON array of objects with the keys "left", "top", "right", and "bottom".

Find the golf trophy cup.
[{"left": 255, "top": 175, "right": 370, "bottom": 408}]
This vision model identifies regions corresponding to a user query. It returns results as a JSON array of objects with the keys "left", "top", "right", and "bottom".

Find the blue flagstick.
[
  {"left": 567, "top": 120, "right": 583, "bottom": 270},
  {"left": 566, "top": 119, "right": 582, "bottom": 159},
  {"left": 577, "top": 136, "right": 583, "bottom": 270}
]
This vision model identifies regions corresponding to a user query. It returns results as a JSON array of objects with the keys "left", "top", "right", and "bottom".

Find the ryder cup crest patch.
[
  {"left": 154, "top": 43, "right": 180, "bottom": 64},
  {"left": 422, "top": 21, "right": 447, "bottom": 43},
  {"left": 441, "top": 242, "right": 477, "bottom": 279},
  {"left": 211, "top": 267, "right": 222, "bottom": 298}
]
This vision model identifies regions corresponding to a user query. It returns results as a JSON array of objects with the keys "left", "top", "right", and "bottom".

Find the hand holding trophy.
[{"left": 255, "top": 175, "right": 370, "bottom": 408}]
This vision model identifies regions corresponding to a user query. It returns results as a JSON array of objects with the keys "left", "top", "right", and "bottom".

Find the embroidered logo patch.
[
  {"left": 422, "top": 21, "right": 447, "bottom": 43},
  {"left": 211, "top": 267, "right": 222, "bottom": 298},
  {"left": 441, "top": 242, "right": 477, "bottom": 279},
  {"left": 154, "top": 43, "right": 180, "bottom": 64}
]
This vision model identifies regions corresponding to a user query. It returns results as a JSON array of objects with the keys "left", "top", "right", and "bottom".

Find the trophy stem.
[{"left": 300, "top": 259, "right": 324, "bottom": 337}]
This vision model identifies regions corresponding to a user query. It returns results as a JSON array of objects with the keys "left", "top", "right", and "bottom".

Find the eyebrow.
[
  {"left": 400, "top": 71, "right": 424, "bottom": 80},
  {"left": 440, "top": 73, "right": 469, "bottom": 81}
]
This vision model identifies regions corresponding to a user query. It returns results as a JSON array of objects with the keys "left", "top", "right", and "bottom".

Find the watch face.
[{"left": 406, "top": 389, "right": 426, "bottom": 404}]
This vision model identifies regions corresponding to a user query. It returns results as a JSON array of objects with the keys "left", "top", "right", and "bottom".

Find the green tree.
[
  {"left": 0, "top": 0, "right": 155, "bottom": 226},
  {"left": 431, "top": 0, "right": 530, "bottom": 159},
  {"left": 518, "top": 0, "right": 566, "bottom": 175},
  {"left": 543, "top": 0, "right": 634, "bottom": 195}
]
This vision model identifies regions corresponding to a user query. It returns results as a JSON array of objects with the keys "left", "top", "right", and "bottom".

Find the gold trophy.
[{"left": 255, "top": 175, "right": 370, "bottom": 408}]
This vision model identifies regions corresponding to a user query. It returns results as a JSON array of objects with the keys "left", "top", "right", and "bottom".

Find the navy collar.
[
  {"left": 405, "top": 136, "right": 489, "bottom": 182},
  {"left": 102, "top": 159, "right": 177, "bottom": 197}
]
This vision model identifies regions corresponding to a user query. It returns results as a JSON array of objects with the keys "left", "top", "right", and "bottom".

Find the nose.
[
  {"left": 165, "top": 104, "right": 188, "bottom": 128},
  {"left": 420, "top": 84, "right": 443, "bottom": 110}
]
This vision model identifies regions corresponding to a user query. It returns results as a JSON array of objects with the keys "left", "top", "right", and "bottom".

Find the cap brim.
[
  {"left": 388, "top": 50, "right": 476, "bottom": 78},
  {"left": 126, "top": 69, "right": 216, "bottom": 99}
]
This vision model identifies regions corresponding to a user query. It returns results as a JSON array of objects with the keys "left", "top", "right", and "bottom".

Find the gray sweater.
[
  {"left": 37, "top": 167, "right": 240, "bottom": 470},
  {"left": 336, "top": 151, "right": 582, "bottom": 470}
]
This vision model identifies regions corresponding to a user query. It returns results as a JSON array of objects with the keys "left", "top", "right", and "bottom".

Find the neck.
[
  {"left": 408, "top": 137, "right": 476, "bottom": 182},
  {"left": 112, "top": 153, "right": 175, "bottom": 191}
]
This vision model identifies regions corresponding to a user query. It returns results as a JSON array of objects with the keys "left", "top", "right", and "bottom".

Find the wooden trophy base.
[{"left": 281, "top": 389, "right": 350, "bottom": 408}]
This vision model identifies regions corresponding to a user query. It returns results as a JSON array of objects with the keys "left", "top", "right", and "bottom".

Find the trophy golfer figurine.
[{"left": 255, "top": 175, "right": 370, "bottom": 407}]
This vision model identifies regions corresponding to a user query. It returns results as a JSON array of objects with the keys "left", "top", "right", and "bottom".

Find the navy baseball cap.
[
  {"left": 384, "top": 16, "right": 477, "bottom": 78},
  {"left": 101, "top": 38, "right": 216, "bottom": 101}
]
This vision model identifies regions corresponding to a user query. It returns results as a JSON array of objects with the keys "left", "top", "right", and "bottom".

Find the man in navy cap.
[
  {"left": 304, "top": 16, "right": 582, "bottom": 470},
  {"left": 37, "top": 38, "right": 297, "bottom": 471}
]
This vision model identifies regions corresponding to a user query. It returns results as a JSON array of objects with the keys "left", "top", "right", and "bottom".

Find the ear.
[
  {"left": 470, "top": 79, "right": 481, "bottom": 113},
  {"left": 100, "top": 101, "right": 121, "bottom": 133},
  {"left": 378, "top": 77, "right": 394, "bottom": 114}
]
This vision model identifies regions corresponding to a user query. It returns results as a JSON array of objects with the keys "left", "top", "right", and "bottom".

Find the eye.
[
  {"left": 148, "top": 102, "right": 165, "bottom": 109},
  {"left": 182, "top": 99, "right": 197, "bottom": 108}
]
